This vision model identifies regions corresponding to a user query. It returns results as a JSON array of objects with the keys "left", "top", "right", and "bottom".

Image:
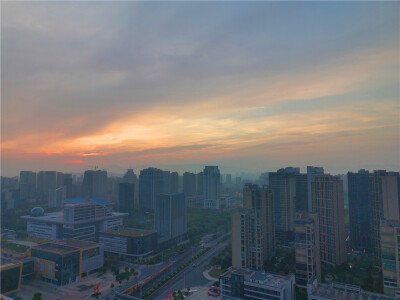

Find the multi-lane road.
[{"left": 103, "top": 233, "right": 230, "bottom": 300}]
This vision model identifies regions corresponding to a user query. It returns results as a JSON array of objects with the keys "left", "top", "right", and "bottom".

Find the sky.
[{"left": 2, "top": 1, "right": 399, "bottom": 177}]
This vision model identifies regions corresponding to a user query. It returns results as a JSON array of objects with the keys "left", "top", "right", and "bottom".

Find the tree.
[
  {"left": 31, "top": 293, "right": 43, "bottom": 300},
  {"left": 111, "top": 283, "right": 114, "bottom": 289}
]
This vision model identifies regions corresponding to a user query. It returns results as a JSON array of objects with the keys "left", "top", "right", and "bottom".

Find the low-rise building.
[
  {"left": 0, "top": 258, "right": 23, "bottom": 298},
  {"left": 99, "top": 228, "right": 157, "bottom": 260},
  {"left": 30, "top": 239, "right": 104, "bottom": 285},
  {"left": 220, "top": 267, "right": 295, "bottom": 300},
  {"left": 307, "top": 278, "right": 393, "bottom": 299},
  {"left": 21, "top": 202, "right": 127, "bottom": 241}
]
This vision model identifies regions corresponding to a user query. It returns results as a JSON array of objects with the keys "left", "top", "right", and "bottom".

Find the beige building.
[
  {"left": 232, "top": 184, "right": 274, "bottom": 270},
  {"left": 312, "top": 175, "right": 346, "bottom": 266},
  {"left": 380, "top": 219, "right": 400, "bottom": 298},
  {"left": 294, "top": 212, "right": 320, "bottom": 288}
]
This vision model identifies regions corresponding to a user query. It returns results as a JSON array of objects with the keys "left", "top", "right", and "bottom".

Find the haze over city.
[{"left": 2, "top": 1, "right": 399, "bottom": 176}]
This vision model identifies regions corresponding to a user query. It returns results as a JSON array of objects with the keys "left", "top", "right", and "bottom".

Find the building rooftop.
[
  {"left": 105, "top": 228, "right": 156, "bottom": 237},
  {"left": 31, "top": 242, "right": 79, "bottom": 255},
  {"left": 0, "top": 257, "right": 22, "bottom": 268},
  {"left": 64, "top": 197, "right": 108, "bottom": 205},
  {"left": 56, "top": 239, "right": 101, "bottom": 251},
  {"left": 222, "top": 267, "right": 294, "bottom": 289},
  {"left": 307, "top": 279, "right": 393, "bottom": 300},
  {"left": 21, "top": 211, "right": 126, "bottom": 224}
]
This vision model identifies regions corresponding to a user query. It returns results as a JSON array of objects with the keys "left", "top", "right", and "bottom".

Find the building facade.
[
  {"left": 183, "top": 172, "right": 196, "bottom": 197},
  {"left": 203, "top": 166, "right": 221, "bottom": 209},
  {"left": 81, "top": 170, "right": 108, "bottom": 200},
  {"left": 99, "top": 228, "right": 157, "bottom": 260},
  {"left": 307, "top": 166, "right": 324, "bottom": 212},
  {"left": 22, "top": 202, "right": 126, "bottom": 241},
  {"left": 347, "top": 169, "right": 372, "bottom": 253},
  {"left": 139, "top": 168, "right": 164, "bottom": 211},
  {"left": 232, "top": 184, "right": 274, "bottom": 270},
  {"left": 312, "top": 175, "right": 346, "bottom": 266},
  {"left": 268, "top": 169, "right": 296, "bottom": 247},
  {"left": 155, "top": 193, "right": 187, "bottom": 247},
  {"left": 118, "top": 182, "right": 135, "bottom": 215},
  {"left": 220, "top": 268, "right": 295, "bottom": 300},
  {"left": 294, "top": 212, "right": 320, "bottom": 289}
]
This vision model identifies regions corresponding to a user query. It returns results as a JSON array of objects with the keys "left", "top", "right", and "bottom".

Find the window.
[
  {"left": 48, "top": 264, "right": 53, "bottom": 274},
  {"left": 40, "top": 262, "right": 45, "bottom": 272}
]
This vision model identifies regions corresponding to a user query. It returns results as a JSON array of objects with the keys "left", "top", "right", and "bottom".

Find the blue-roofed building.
[
  {"left": 64, "top": 197, "right": 108, "bottom": 206},
  {"left": 21, "top": 202, "right": 127, "bottom": 242}
]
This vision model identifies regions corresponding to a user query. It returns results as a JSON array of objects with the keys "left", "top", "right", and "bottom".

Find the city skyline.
[{"left": 2, "top": 2, "right": 399, "bottom": 176}]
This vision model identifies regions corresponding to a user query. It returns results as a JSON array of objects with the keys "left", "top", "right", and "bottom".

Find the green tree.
[{"left": 31, "top": 293, "right": 43, "bottom": 300}]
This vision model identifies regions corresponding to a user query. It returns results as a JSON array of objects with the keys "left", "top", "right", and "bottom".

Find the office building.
[
  {"left": 155, "top": 193, "right": 187, "bottom": 247},
  {"left": 19, "top": 171, "right": 36, "bottom": 201},
  {"left": 307, "top": 278, "right": 392, "bottom": 300},
  {"left": 269, "top": 169, "right": 296, "bottom": 247},
  {"left": 347, "top": 169, "right": 372, "bottom": 252},
  {"left": 48, "top": 186, "right": 66, "bottom": 208},
  {"left": 0, "top": 258, "right": 23, "bottom": 297},
  {"left": 183, "top": 172, "right": 196, "bottom": 196},
  {"left": 380, "top": 219, "right": 400, "bottom": 298},
  {"left": 139, "top": 168, "right": 164, "bottom": 211},
  {"left": 30, "top": 239, "right": 103, "bottom": 285},
  {"left": 307, "top": 166, "right": 324, "bottom": 212},
  {"left": 21, "top": 202, "right": 126, "bottom": 241},
  {"left": 37, "top": 171, "right": 57, "bottom": 197},
  {"left": 56, "top": 239, "right": 104, "bottom": 277},
  {"left": 203, "top": 166, "right": 221, "bottom": 209},
  {"left": 118, "top": 182, "right": 135, "bottom": 215},
  {"left": 295, "top": 174, "right": 308, "bottom": 212},
  {"left": 81, "top": 170, "right": 108, "bottom": 200},
  {"left": 220, "top": 267, "right": 295, "bottom": 300},
  {"left": 99, "top": 228, "right": 157, "bottom": 260},
  {"left": 232, "top": 184, "right": 274, "bottom": 270},
  {"left": 294, "top": 212, "right": 320, "bottom": 288},
  {"left": 312, "top": 175, "right": 346, "bottom": 266},
  {"left": 56, "top": 172, "right": 64, "bottom": 188}
]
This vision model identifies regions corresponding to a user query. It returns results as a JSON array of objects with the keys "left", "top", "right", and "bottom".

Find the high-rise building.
[
  {"left": 170, "top": 172, "right": 179, "bottom": 194},
  {"left": 56, "top": 172, "right": 64, "bottom": 188},
  {"left": 63, "top": 173, "right": 73, "bottom": 198},
  {"left": 370, "top": 170, "right": 400, "bottom": 259},
  {"left": 203, "top": 166, "right": 221, "bottom": 209},
  {"left": 225, "top": 174, "right": 232, "bottom": 185},
  {"left": 268, "top": 169, "right": 296, "bottom": 247},
  {"left": 380, "top": 219, "right": 400, "bottom": 298},
  {"left": 312, "top": 175, "right": 346, "bottom": 266},
  {"left": 48, "top": 186, "right": 66, "bottom": 208},
  {"left": 347, "top": 169, "right": 372, "bottom": 252},
  {"left": 183, "top": 172, "right": 196, "bottom": 196},
  {"left": 19, "top": 171, "right": 36, "bottom": 201},
  {"left": 81, "top": 170, "right": 108, "bottom": 200},
  {"left": 232, "top": 184, "right": 274, "bottom": 270},
  {"left": 122, "top": 169, "right": 139, "bottom": 207},
  {"left": 155, "top": 193, "right": 187, "bottom": 246},
  {"left": 37, "top": 171, "right": 57, "bottom": 197},
  {"left": 294, "top": 212, "right": 320, "bottom": 288},
  {"left": 295, "top": 174, "right": 308, "bottom": 212},
  {"left": 196, "top": 172, "right": 204, "bottom": 195},
  {"left": 118, "top": 182, "right": 135, "bottom": 215},
  {"left": 307, "top": 166, "right": 324, "bottom": 212},
  {"left": 139, "top": 168, "right": 164, "bottom": 211}
]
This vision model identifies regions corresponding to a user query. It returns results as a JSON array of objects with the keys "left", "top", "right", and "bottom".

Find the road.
[
  {"left": 150, "top": 238, "right": 230, "bottom": 299},
  {"left": 103, "top": 233, "right": 230, "bottom": 300}
]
